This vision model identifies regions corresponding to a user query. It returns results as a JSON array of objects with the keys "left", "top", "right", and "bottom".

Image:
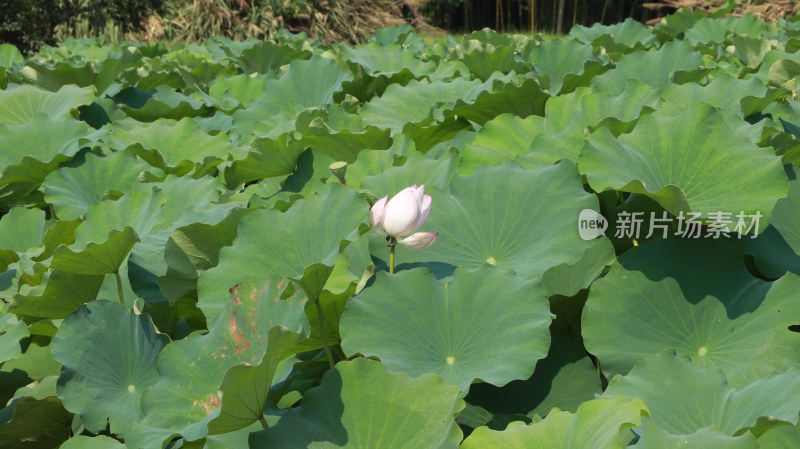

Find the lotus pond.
[{"left": 1, "top": 8, "right": 800, "bottom": 449}]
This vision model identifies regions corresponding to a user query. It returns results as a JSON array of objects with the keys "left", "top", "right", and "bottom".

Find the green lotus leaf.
[
  {"left": 226, "top": 40, "right": 312, "bottom": 75},
  {"left": 159, "top": 209, "right": 250, "bottom": 304},
  {"left": 231, "top": 57, "right": 353, "bottom": 139},
  {"left": 119, "top": 86, "right": 212, "bottom": 121},
  {"left": 292, "top": 116, "right": 392, "bottom": 163},
  {"left": 0, "top": 207, "right": 46, "bottom": 269},
  {"left": 583, "top": 238, "right": 800, "bottom": 386},
  {"left": 249, "top": 357, "right": 464, "bottom": 449},
  {"left": 732, "top": 35, "right": 772, "bottom": 68},
  {"left": 59, "top": 435, "right": 127, "bottom": 449},
  {"left": 401, "top": 161, "right": 598, "bottom": 279},
  {"left": 360, "top": 148, "right": 457, "bottom": 199},
  {"left": 461, "top": 397, "right": 648, "bottom": 449},
  {"left": 129, "top": 277, "right": 307, "bottom": 446},
  {"left": 360, "top": 78, "right": 482, "bottom": 132},
  {"left": 770, "top": 171, "right": 800, "bottom": 256},
  {"left": 43, "top": 150, "right": 150, "bottom": 220},
  {"left": 658, "top": 75, "right": 769, "bottom": 118},
  {"left": 0, "top": 44, "right": 23, "bottom": 88},
  {"left": 224, "top": 134, "right": 301, "bottom": 186},
  {"left": 459, "top": 114, "right": 545, "bottom": 174},
  {"left": 51, "top": 227, "right": 138, "bottom": 276},
  {"left": 604, "top": 352, "right": 800, "bottom": 435},
  {"left": 205, "top": 73, "right": 269, "bottom": 111},
  {"left": 11, "top": 271, "right": 104, "bottom": 319},
  {"left": 51, "top": 300, "right": 168, "bottom": 433},
  {"left": 446, "top": 73, "right": 548, "bottom": 125},
  {"left": 0, "top": 313, "right": 29, "bottom": 364},
  {"left": 466, "top": 333, "right": 602, "bottom": 423},
  {"left": 340, "top": 266, "right": 553, "bottom": 392},
  {"left": 569, "top": 18, "right": 656, "bottom": 49},
  {"left": 758, "top": 421, "right": 800, "bottom": 448},
  {"left": 111, "top": 117, "right": 242, "bottom": 176},
  {"left": 524, "top": 37, "right": 608, "bottom": 94},
  {"left": 207, "top": 326, "right": 306, "bottom": 434},
  {"left": 0, "top": 85, "right": 95, "bottom": 125},
  {"left": 579, "top": 103, "right": 787, "bottom": 228},
  {"left": 341, "top": 42, "right": 436, "bottom": 78},
  {"left": 541, "top": 238, "right": 616, "bottom": 297},
  {"left": 590, "top": 42, "right": 703, "bottom": 95},
  {"left": 0, "top": 116, "right": 102, "bottom": 199},
  {"left": 458, "top": 39, "right": 524, "bottom": 81},
  {"left": 198, "top": 185, "right": 366, "bottom": 320},
  {"left": 71, "top": 177, "right": 231, "bottom": 301},
  {"left": 0, "top": 397, "right": 72, "bottom": 449},
  {"left": 632, "top": 424, "right": 759, "bottom": 449},
  {"left": 1, "top": 341, "right": 61, "bottom": 380},
  {"left": 22, "top": 46, "right": 141, "bottom": 95}
]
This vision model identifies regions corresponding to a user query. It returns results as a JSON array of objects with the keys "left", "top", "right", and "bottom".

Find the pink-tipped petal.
[
  {"left": 415, "top": 194, "right": 432, "bottom": 230},
  {"left": 398, "top": 231, "right": 438, "bottom": 249},
  {"left": 370, "top": 196, "right": 388, "bottom": 228}
]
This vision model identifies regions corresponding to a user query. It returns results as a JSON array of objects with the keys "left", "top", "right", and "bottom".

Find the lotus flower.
[{"left": 371, "top": 185, "right": 437, "bottom": 249}]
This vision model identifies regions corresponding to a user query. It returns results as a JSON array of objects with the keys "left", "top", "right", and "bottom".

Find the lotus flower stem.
[
  {"left": 314, "top": 299, "right": 336, "bottom": 368},
  {"left": 114, "top": 270, "right": 125, "bottom": 305},
  {"left": 388, "top": 237, "right": 397, "bottom": 274}
]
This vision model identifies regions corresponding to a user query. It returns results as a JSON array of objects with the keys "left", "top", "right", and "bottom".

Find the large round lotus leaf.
[
  {"left": 50, "top": 300, "right": 168, "bottom": 434},
  {"left": 59, "top": 435, "right": 127, "bottom": 449},
  {"left": 582, "top": 238, "right": 800, "bottom": 387},
  {"left": 579, "top": 103, "right": 787, "bottom": 229},
  {"left": 111, "top": 117, "right": 241, "bottom": 175},
  {"left": 401, "top": 161, "right": 598, "bottom": 279},
  {"left": 603, "top": 352, "right": 800, "bottom": 435},
  {"left": 129, "top": 277, "right": 307, "bottom": 446},
  {"left": 461, "top": 397, "right": 648, "bottom": 449},
  {"left": 466, "top": 333, "right": 602, "bottom": 421},
  {"left": 632, "top": 424, "right": 759, "bottom": 449},
  {"left": 0, "top": 85, "right": 94, "bottom": 125},
  {"left": 340, "top": 266, "right": 553, "bottom": 392},
  {"left": 249, "top": 357, "right": 464, "bottom": 449},
  {"left": 51, "top": 227, "right": 139, "bottom": 276},
  {"left": 198, "top": 185, "right": 366, "bottom": 320},
  {"left": 43, "top": 151, "right": 150, "bottom": 220}
]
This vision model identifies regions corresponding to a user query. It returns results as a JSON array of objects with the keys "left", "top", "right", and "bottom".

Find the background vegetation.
[{"left": 2, "top": 0, "right": 799, "bottom": 54}]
